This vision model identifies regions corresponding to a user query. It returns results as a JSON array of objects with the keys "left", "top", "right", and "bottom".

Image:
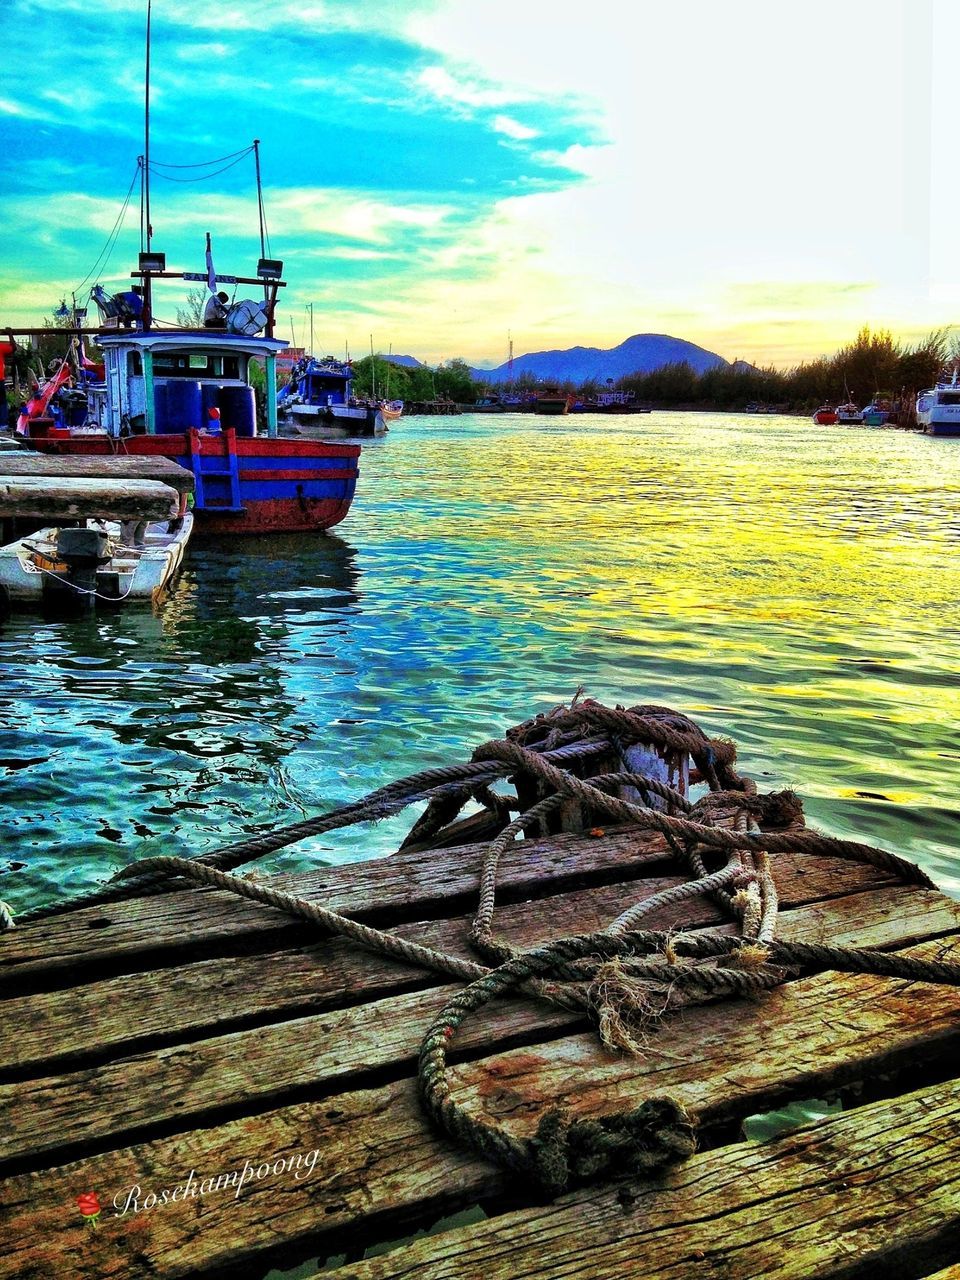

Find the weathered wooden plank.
[
  {"left": 0, "top": 455, "right": 195, "bottom": 494},
  {"left": 2, "top": 934, "right": 959, "bottom": 1277},
  {"left": 4, "top": 893, "right": 960, "bottom": 1169},
  {"left": 0, "top": 823, "right": 893, "bottom": 982},
  {"left": 0, "top": 858, "right": 916, "bottom": 1076},
  {"left": 0, "top": 476, "right": 180, "bottom": 520},
  {"left": 325, "top": 1077, "right": 960, "bottom": 1280}
]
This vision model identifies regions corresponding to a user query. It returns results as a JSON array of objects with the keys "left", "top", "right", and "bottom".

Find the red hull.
[
  {"left": 814, "top": 411, "right": 838, "bottom": 425},
  {"left": 23, "top": 430, "right": 360, "bottom": 534}
]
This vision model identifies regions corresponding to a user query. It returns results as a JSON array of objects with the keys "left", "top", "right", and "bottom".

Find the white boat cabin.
[{"left": 86, "top": 331, "right": 286, "bottom": 438}]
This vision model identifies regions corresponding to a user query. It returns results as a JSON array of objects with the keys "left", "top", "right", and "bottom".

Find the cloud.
[
  {"left": 415, "top": 65, "right": 525, "bottom": 111},
  {"left": 493, "top": 115, "right": 539, "bottom": 141}
]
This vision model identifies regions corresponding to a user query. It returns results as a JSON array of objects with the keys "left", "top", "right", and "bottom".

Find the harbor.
[
  {"left": 2, "top": 407, "right": 960, "bottom": 1277},
  {"left": 2, "top": 1, "right": 960, "bottom": 1276}
]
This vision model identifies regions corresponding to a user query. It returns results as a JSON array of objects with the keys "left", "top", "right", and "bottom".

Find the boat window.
[
  {"left": 152, "top": 352, "right": 243, "bottom": 378},
  {"left": 939, "top": 392, "right": 960, "bottom": 405},
  {"left": 127, "top": 353, "right": 143, "bottom": 375}
]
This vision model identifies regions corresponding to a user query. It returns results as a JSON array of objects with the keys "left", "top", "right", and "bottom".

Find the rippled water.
[{"left": 3, "top": 410, "right": 960, "bottom": 913}]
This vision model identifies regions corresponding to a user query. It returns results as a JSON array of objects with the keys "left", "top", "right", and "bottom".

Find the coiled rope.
[{"left": 4, "top": 695, "right": 958, "bottom": 1196}]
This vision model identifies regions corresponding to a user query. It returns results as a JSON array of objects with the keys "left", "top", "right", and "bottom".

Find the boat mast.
[
  {"left": 253, "top": 139, "right": 267, "bottom": 261},
  {"left": 142, "top": 0, "right": 154, "bottom": 329}
]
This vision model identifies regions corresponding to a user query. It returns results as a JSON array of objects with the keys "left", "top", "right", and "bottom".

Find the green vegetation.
[
  {"left": 12, "top": 311, "right": 953, "bottom": 418},
  {"left": 350, "top": 326, "right": 951, "bottom": 412},
  {"left": 349, "top": 355, "right": 477, "bottom": 403}
]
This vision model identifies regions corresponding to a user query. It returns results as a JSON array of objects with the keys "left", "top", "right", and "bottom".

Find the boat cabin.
[
  {"left": 86, "top": 330, "right": 286, "bottom": 438},
  {"left": 282, "top": 357, "right": 356, "bottom": 410}
]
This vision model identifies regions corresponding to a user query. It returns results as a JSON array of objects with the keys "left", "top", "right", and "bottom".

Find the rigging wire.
[
  {"left": 148, "top": 144, "right": 254, "bottom": 169},
  {"left": 146, "top": 152, "right": 252, "bottom": 183},
  {"left": 73, "top": 160, "right": 142, "bottom": 295}
]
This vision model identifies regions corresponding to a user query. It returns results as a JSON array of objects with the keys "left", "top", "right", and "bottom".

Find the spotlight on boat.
[
  {"left": 257, "top": 258, "right": 283, "bottom": 280},
  {"left": 138, "top": 251, "right": 166, "bottom": 273}
]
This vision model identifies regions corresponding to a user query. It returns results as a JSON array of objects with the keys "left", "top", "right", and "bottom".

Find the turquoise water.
[{"left": 3, "top": 410, "right": 960, "bottom": 914}]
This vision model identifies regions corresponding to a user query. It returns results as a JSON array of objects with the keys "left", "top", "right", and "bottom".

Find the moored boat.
[
  {"left": 17, "top": 321, "right": 361, "bottom": 535},
  {"left": 534, "top": 389, "right": 573, "bottom": 415},
  {"left": 277, "top": 355, "right": 386, "bottom": 437},
  {"left": 813, "top": 405, "right": 838, "bottom": 425},
  {"left": 465, "top": 397, "right": 507, "bottom": 413},
  {"left": 916, "top": 376, "right": 960, "bottom": 435},
  {"left": 5, "top": 9, "right": 360, "bottom": 537},
  {"left": 860, "top": 398, "right": 891, "bottom": 427},
  {"left": 0, "top": 511, "right": 193, "bottom": 610},
  {"left": 835, "top": 401, "right": 863, "bottom": 425}
]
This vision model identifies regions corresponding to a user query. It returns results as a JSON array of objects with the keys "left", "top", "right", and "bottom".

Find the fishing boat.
[
  {"left": 381, "top": 400, "right": 403, "bottom": 422},
  {"left": 534, "top": 389, "right": 573, "bottom": 415},
  {"left": 916, "top": 375, "right": 960, "bottom": 435},
  {"left": 835, "top": 401, "right": 863, "bottom": 425},
  {"left": 860, "top": 398, "right": 891, "bottom": 427},
  {"left": 16, "top": 313, "right": 361, "bottom": 534},
  {"left": 0, "top": 512, "right": 193, "bottom": 610},
  {"left": 813, "top": 405, "right": 838, "bottom": 424},
  {"left": 465, "top": 397, "right": 508, "bottom": 413},
  {"left": 5, "top": 3, "right": 360, "bottom": 536},
  {"left": 277, "top": 356, "right": 386, "bottom": 437}
]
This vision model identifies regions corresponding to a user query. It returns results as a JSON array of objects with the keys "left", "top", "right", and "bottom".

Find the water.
[{"left": 3, "top": 410, "right": 960, "bottom": 914}]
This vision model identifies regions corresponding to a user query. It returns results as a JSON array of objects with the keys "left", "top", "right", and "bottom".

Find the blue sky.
[{"left": 0, "top": 0, "right": 955, "bottom": 368}]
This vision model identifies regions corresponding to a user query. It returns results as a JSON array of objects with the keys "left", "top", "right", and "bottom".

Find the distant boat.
[
  {"left": 813, "top": 405, "right": 838, "bottom": 424},
  {"left": 381, "top": 400, "right": 403, "bottom": 422},
  {"left": 466, "top": 397, "right": 507, "bottom": 413},
  {"left": 277, "top": 356, "right": 386, "bottom": 436},
  {"left": 0, "top": 513, "right": 193, "bottom": 610},
  {"left": 835, "top": 402, "right": 863, "bottom": 425},
  {"left": 860, "top": 399, "right": 891, "bottom": 427},
  {"left": 534, "top": 389, "right": 572, "bottom": 415},
  {"left": 916, "top": 376, "right": 960, "bottom": 435}
]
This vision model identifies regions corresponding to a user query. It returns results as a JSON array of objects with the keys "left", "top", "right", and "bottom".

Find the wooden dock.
[
  {"left": 0, "top": 454, "right": 194, "bottom": 534},
  {"left": 2, "top": 704, "right": 960, "bottom": 1279}
]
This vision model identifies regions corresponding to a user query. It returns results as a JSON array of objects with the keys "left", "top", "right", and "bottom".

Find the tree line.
[
  {"left": 349, "top": 327, "right": 955, "bottom": 412},
  {"left": 14, "top": 314, "right": 956, "bottom": 416}
]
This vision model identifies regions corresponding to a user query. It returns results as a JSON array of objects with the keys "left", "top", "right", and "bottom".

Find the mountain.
[
  {"left": 467, "top": 334, "right": 729, "bottom": 384},
  {"left": 383, "top": 354, "right": 423, "bottom": 368}
]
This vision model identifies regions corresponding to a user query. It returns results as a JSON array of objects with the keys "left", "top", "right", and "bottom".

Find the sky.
[{"left": 0, "top": 0, "right": 955, "bottom": 370}]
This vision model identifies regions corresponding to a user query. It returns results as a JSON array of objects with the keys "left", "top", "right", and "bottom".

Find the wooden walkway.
[{"left": 2, "top": 801, "right": 960, "bottom": 1277}]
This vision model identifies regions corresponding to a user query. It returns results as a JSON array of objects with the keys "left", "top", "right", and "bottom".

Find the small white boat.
[
  {"left": 0, "top": 513, "right": 193, "bottom": 610},
  {"left": 835, "top": 401, "right": 863, "bottom": 425},
  {"left": 916, "top": 375, "right": 960, "bottom": 435}
]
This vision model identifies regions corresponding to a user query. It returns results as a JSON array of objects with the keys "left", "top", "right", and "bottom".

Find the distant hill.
[
  {"left": 468, "top": 334, "right": 729, "bottom": 384},
  {"left": 383, "top": 354, "right": 423, "bottom": 368}
]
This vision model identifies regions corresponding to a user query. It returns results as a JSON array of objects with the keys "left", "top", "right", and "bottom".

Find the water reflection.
[
  {"left": 0, "top": 533, "right": 362, "bottom": 908},
  {"left": 3, "top": 413, "right": 960, "bottom": 912}
]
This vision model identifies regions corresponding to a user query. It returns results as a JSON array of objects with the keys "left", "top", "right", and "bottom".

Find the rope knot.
[{"left": 530, "top": 1097, "right": 696, "bottom": 1196}]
